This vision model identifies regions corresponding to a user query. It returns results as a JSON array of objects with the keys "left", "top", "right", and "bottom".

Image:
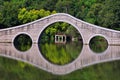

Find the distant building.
[{"left": 55, "top": 33, "right": 66, "bottom": 44}]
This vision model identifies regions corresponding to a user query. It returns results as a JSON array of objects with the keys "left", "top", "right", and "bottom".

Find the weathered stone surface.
[
  {"left": 0, "top": 13, "right": 120, "bottom": 75},
  {"left": 0, "top": 13, "right": 120, "bottom": 45}
]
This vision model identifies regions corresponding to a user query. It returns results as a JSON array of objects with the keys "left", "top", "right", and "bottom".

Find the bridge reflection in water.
[{"left": 0, "top": 43, "right": 120, "bottom": 75}]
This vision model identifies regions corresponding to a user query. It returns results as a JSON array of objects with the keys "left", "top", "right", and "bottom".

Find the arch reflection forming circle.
[{"left": 38, "top": 21, "right": 83, "bottom": 65}]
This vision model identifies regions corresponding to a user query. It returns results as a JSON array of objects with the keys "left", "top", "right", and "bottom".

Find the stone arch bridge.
[{"left": 0, "top": 13, "right": 120, "bottom": 75}]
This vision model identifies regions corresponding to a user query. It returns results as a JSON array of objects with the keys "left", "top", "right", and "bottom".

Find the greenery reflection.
[
  {"left": 14, "top": 34, "right": 32, "bottom": 52},
  {"left": 39, "top": 22, "right": 83, "bottom": 65},
  {"left": 89, "top": 36, "right": 108, "bottom": 53},
  {"left": 39, "top": 42, "right": 82, "bottom": 65}
]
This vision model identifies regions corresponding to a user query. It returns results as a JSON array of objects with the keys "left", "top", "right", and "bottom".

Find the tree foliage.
[
  {"left": 98, "top": 0, "right": 120, "bottom": 29},
  {"left": 0, "top": 1, "right": 20, "bottom": 28},
  {"left": 0, "top": 0, "right": 119, "bottom": 30},
  {"left": 18, "top": 8, "right": 56, "bottom": 24}
]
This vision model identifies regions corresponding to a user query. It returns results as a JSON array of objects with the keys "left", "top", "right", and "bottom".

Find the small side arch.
[
  {"left": 88, "top": 34, "right": 110, "bottom": 45},
  {"left": 88, "top": 34, "right": 109, "bottom": 54},
  {"left": 12, "top": 32, "right": 33, "bottom": 52},
  {"left": 12, "top": 32, "right": 33, "bottom": 43}
]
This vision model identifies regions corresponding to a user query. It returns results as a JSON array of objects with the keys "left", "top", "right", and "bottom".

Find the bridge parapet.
[{"left": 0, "top": 13, "right": 120, "bottom": 45}]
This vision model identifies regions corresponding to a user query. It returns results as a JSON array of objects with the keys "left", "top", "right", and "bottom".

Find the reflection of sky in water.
[{"left": 39, "top": 42, "right": 83, "bottom": 65}]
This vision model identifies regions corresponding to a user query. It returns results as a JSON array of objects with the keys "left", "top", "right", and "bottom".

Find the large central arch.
[
  {"left": 36, "top": 17, "right": 84, "bottom": 44},
  {"left": 0, "top": 13, "right": 120, "bottom": 45}
]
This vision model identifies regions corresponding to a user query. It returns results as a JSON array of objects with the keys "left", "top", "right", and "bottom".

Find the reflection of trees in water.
[
  {"left": 89, "top": 36, "right": 108, "bottom": 53},
  {"left": 14, "top": 34, "right": 32, "bottom": 51},
  {"left": 65, "top": 42, "right": 83, "bottom": 59},
  {"left": 39, "top": 22, "right": 83, "bottom": 65},
  {"left": 39, "top": 42, "right": 82, "bottom": 65},
  {"left": 40, "top": 43, "right": 71, "bottom": 65}
]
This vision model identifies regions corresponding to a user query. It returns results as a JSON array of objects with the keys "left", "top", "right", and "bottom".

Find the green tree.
[
  {"left": 85, "top": 3, "right": 103, "bottom": 24},
  {"left": 70, "top": 0, "right": 97, "bottom": 19},
  {"left": 0, "top": 1, "right": 20, "bottom": 28},
  {"left": 0, "top": 0, "right": 119, "bottom": 31},
  {"left": 41, "top": 0, "right": 57, "bottom": 11},
  {"left": 98, "top": 0, "right": 120, "bottom": 29},
  {"left": 18, "top": 8, "right": 56, "bottom": 24},
  {"left": 55, "top": 0, "right": 72, "bottom": 13}
]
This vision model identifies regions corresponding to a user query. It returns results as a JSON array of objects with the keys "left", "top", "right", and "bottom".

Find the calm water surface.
[
  {"left": 0, "top": 43, "right": 120, "bottom": 80},
  {"left": 39, "top": 42, "right": 83, "bottom": 65}
]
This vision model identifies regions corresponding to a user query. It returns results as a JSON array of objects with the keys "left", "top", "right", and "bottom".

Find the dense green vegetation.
[
  {"left": 0, "top": 56, "right": 120, "bottom": 80},
  {"left": 18, "top": 8, "right": 56, "bottom": 24},
  {"left": 0, "top": 0, "right": 120, "bottom": 30}
]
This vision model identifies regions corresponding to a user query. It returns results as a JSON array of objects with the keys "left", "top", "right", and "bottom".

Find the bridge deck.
[{"left": 0, "top": 13, "right": 120, "bottom": 75}]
